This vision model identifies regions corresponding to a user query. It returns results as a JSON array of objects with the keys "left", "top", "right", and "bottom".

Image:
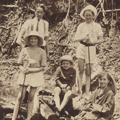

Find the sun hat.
[
  {"left": 97, "top": 72, "right": 117, "bottom": 95},
  {"left": 80, "top": 5, "right": 97, "bottom": 19},
  {"left": 24, "top": 31, "right": 43, "bottom": 46},
  {"left": 59, "top": 55, "right": 74, "bottom": 65}
]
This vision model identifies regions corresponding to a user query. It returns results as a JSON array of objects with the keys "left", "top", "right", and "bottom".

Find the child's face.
[
  {"left": 35, "top": 7, "right": 44, "bottom": 20},
  {"left": 84, "top": 10, "right": 94, "bottom": 23},
  {"left": 29, "top": 36, "right": 39, "bottom": 46},
  {"left": 99, "top": 75, "right": 109, "bottom": 88},
  {"left": 61, "top": 61, "right": 72, "bottom": 70}
]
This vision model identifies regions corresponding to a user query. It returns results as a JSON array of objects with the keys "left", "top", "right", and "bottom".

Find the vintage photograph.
[{"left": 0, "top": 0, "right": 120, "bottom": 120}]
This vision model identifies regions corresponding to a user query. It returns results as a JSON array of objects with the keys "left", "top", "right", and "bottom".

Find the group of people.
[{"left": 12, "top": 4, "right": 116, "bottom": 120}]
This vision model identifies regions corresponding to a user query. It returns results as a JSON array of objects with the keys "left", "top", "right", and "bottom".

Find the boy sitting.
[{"left": 53, "top": 55, "right": 76, "bottom": 115}]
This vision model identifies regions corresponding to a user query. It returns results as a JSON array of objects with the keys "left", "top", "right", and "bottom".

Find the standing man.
[{"left": 16, "top": 5, "right": 49, "bottom": 57}]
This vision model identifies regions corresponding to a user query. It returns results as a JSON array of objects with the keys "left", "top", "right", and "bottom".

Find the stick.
[{"left": 88, "top": 46, "right": 91, "bottom": 89}]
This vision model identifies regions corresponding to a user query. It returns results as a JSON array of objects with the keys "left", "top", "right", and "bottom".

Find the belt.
[{"left": 80, "top": 41, "right": 95, "bottom": 46}]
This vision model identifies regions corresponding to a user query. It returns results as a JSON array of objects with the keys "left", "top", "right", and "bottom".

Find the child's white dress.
[{"left": 17, "top": 47, "right": 46, "bottom": 87}]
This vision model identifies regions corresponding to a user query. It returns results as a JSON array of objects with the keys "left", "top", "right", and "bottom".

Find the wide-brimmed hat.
[
  {"left": 59, "top": 55, "right": 74, "bottom": 65},
  {"left": 97, "top": 73, "right": 117, "bottom": 95},
  {"left": 24, "top": 31, "right": 43, "bottom": 46},
  {"left": 80, "top": 5, "right": 97, "bottom": 19}
]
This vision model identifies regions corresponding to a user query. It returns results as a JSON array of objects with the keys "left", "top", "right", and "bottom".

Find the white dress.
[{"left": 17, "top": 47, "right": 46, "bottom": 87}]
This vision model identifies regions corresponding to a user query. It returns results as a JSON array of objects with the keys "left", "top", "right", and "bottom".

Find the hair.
[
  {"left": 35, "top": 4, "right": 46, "bottom": 12},
  {"left": 83, "top": 9, "right": 95, "bottom": 17}
]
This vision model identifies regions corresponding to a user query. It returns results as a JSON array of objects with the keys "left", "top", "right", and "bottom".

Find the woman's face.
[
  {"left": 84, "top": 10, "right": 94, "bottom": 23},
  {"left": 99, "top": 75, "right": 109, "bottom": 89},
  {"left": 35, "top": 7, "right": 44, "bottom": 20},
  {"left": 29, "top": 36, "right": 39, "bottom": 46}
]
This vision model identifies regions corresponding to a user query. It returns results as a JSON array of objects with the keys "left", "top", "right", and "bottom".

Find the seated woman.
[{"left": 75, "top": 72, "right": 116, "bottom": 120}]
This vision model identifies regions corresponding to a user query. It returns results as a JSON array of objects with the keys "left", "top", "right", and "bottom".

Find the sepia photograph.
[{"left": 0, "top": 0, "right": 120, "bottom": 120}]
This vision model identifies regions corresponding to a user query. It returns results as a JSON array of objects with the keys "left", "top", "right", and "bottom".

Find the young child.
[
  {"left": 54, "top": 55, "right": 76, "bottom": 114},
  {"left": 12, "top": 31, "right": 46, "bottom": 120},
  {"left": 74, "top": 5, "right": 104, "bottom": 97},
  {"left": 75, "top": 72, "right": 116, "bottom": 120}
]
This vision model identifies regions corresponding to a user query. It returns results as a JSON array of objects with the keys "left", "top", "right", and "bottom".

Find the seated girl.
[
  {"left": 53, "top": 55, "right": 76, "bottom": 115},
  {"left": 75, "top": 72, "right": 116, "bottom": 120}
]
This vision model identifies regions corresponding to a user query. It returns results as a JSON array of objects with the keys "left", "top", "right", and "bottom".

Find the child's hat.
[
  {"left": 25, "top": 31, "right": 43, "bottom": 46},
  {"left": 59, "top": 55, "right": 73, "bottom": 64},
  {"left": 80, "top": 5, "right": 97, "bottom": 19}
]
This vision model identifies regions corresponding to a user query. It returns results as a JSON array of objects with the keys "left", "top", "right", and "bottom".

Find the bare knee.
[
  {"left": 54, "top": 87, "right": 61, "bottom": 95},
  {"left": 65, "top": 90, "right": 72, "bottom": 99}
]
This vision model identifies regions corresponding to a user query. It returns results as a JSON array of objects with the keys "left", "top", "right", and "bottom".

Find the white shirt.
[
  {"left": 74, "top": 21, "right": 103, "bottom": 43},
  {"left": 22, "top": 17, "right": 49, "bottom": 46}
]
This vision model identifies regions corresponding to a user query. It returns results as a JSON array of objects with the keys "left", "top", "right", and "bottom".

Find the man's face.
[
  {"left": 61, "top": 61, "right": 72, "bottom": 70},
  {"left": 35, "top": 7, "right": 44, "bottom": 20}
]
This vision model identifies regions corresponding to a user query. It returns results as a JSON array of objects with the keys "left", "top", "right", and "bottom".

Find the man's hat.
[
  {"left": 80, "top": 5, "right": 97, "bottom": 19},
  {"left": 24, "top": 31, "right": 43, "bottom": 46}
]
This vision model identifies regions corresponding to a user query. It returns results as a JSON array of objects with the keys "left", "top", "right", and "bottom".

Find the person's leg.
[
  {"left": 78, "top": 58, "right": 85, "bottom": 94},
  {"left": 27, "top": 87, "right": 37, "bottom": 120},
  {"left": 54, "top": 87, "right": 61, "bottom": 108},
  {"left": 12, "top": 85, "right": 27, "bottom": 120},
  {"left": 85, "top": 63, "right": 93, "bottom": 95},
  {"left": 59, "top": 90, "right": 72, "bottom": 111}
]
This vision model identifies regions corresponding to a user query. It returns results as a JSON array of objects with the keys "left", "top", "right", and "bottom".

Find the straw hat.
[
  {"left": 24, "top": 31, "right": 43, "bottom": 46},
  {"left": 80, "top": 5, "right": 97, "bottom": 19},
  {"left": 59, "top": 55, "right": 74, "bottom": 65}
]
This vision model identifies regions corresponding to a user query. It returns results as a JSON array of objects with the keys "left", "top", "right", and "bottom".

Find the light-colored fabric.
[
  {"left": 76, "top": 44, "right": 96, "bottom": 63},
  {"left": 80, "top": 5, "right": 97, "bottom": 19},
  {"left": 75, "top": 21, "right": 103, "bottom": 63},
  {"left": 74, "top": 21, "right": 103, "bottom": 43},
  {"left": 17, "top": 47, "right": 46, "bottom": 87},
  {"left": 22, "top": 17, "right": 49, "bottom": 46}
]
